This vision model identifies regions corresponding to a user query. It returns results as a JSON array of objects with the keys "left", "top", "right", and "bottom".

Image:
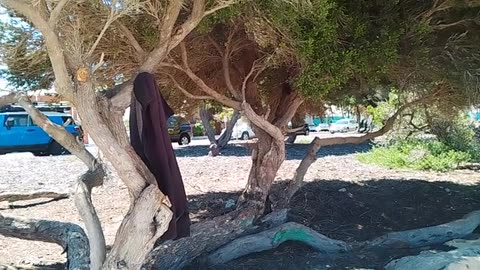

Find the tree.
[
  {"left": 1, "top": 0, "right": 479, "bottom": 269},
  {"left": 0, "top": 1, "right": 237, "bottom": 269}
]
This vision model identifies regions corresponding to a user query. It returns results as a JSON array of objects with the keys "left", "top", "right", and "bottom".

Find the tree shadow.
[
  {"left": 175, "top": 141, "right": 372, "bottom": 160},
  {"left": 187, "top": 178, "right": 480, "bottom": 270}
]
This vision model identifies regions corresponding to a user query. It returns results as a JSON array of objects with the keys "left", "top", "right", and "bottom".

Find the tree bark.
[
  {"left": 207, "top": 222, "right": 350, "bottom": 266},
  {"left": 238, "top": 127, "right": 286, "bottom": 215},
  {"left": 0, "top": 214, "right": 90, "bottom": 270}
]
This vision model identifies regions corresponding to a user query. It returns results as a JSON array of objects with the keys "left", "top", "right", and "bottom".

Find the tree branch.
[
  {"left": 109, "top": 0, "right": 238, "bottom": 110},
  {"left": 166, "top": 74, "right": 213, "bottom": 100},
  {"left": 204, "top": 0, "right": 236, "bottom": 17},
  {"left": 87, "top": 1, "right": 118, "bottom": 57},
  {"left": 1, "top": 0, "right": 74, "bottom": 99},
  {"left": 116, "top": 21, "right": 145, "bottom": 56},
  {"left": 0, "top": 92, "right": 16, "bottom": 107},
  {"left": 0, "top": 192, "right": 68, "bottom": 203},
  {"left": 242, "top": 102, "right": 284, "bottom": 141},
  {"left": 0, "top": 214, "right": 90, "bottom": 270},
  {"left": 48, "top": 0, "right": 69, "bottom": 27}
]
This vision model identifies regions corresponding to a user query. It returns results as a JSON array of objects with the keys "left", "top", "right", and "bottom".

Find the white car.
[
  {"left": 329, "top": 119, "right": 358, "bottom": 133},
  {"left": 315, "top": 123, "right": 330, "bottom": 132},
  {"left": 232, "top": 122, "right": 255, "bottom": 140}
]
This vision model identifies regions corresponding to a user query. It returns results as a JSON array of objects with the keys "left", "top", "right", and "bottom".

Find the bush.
[
  {"left": 193, "top": 122, "right": 205, "bottom": 137},
  {"left": 357, "top": 139, "right": 472, "bottom": 172}
]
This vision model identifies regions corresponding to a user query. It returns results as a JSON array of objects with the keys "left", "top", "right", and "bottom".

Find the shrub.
[
  {"left": 357, "top": 139, "right": 472, "bottom": 172},
  {"left": 193, "top": 122, "right": 205, "bottom": 137}
]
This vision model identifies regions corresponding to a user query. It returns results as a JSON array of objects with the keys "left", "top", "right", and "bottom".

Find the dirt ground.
[{"left": 1, "top": 141, "right": 479, "bottom": 269}]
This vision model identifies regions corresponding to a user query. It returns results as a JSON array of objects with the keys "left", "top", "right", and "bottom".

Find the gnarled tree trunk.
[{"left": 238, "top": 127, "right": 286, "bottom": 215}]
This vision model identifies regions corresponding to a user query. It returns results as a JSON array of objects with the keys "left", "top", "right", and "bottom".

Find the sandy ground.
[{"left": 0, "top": 138, "right": 479, "bottom": 268}]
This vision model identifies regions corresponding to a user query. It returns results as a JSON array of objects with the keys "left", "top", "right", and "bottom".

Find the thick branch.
[
  {"left": 116, "top": 21, "right": 145, "bottom": 56},
  {"left": 109, "top": 0, "right": 237, "bottom": 110},
  {"left": 166, "top": 74, "right": 213, "bottom": 100},
  {"left": 48, "top": 0, "right": 69, "bottom": 27},
  {"left": 207, "top": 222, "right": 350, "bottom": 266},
  {"left": 14, "top": 92, "right": 95, "bottom": 167},
  {"left": 277, "top": 94, "right": 436, "bottom": 207},
  {"left": 0, "top": 214, "right": 89, "bottom": 270},
  {"left": 243, "top": 102, "right": 284, "bottom": 141}
]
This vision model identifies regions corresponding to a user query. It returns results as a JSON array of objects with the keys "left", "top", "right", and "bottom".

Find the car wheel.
[
  {"left": 241, "top": 132, "right": 250, "bottom": 140},
  {"left": 178, "top": 133, "right": 191, "bottom": 146},
  {"left": 49, "top": 141, "right": 70, "bottom": 156}
]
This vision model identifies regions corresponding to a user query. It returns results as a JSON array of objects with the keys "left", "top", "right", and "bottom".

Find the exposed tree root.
[
  {"left": 0, "top": 192, "right": 68, "bottom": 203},
  {"left": 366, "top": 210, "right": 480, "bottom": 249},
  {"left": 142, "top": 209, "right": 287, "bottom": 270},
  {"left": 200, "top": 209, "right": 480, "bottom": 267},
  {"left": 0, "top": 215, "right": 89, "bottom": 270},
  {"left": 207, "top": 221, "right": 350, "bottom": 265}
]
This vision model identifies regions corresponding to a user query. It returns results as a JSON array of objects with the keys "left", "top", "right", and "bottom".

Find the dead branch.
[
  {"left": 0, "top": 214, "right": 89, "bottom": 270},
  {"left": 87, "top": 1, "right": 118, "bottom": 56},
  {"left": 0, "top": 192, "right": 68, "bottom": 203},
  {"left": 207, "top": 222, "right": 350, "bottom": 266}
]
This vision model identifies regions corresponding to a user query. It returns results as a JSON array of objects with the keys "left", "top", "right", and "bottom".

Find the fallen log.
[{"left": 0, "top": 214, "right": 89, "bottom": 270}]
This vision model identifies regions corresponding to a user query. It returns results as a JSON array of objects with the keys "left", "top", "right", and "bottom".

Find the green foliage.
[
  {"left": 0, "top": 19, "right": 53, "bottom": 91},
  {"left": 193, "top": 122, "right": 205, "bottom": 137},
  {"left": 255, "top": 0, "right": 403, "bottom": 99},
  {"left": 358, "top": 139, "right": 472, "bottom": 172},
  {"left": 365, "top": 91, "right": 400, "bottom": 126},
  {"left": 430, "top": 115, "right": 480, "bottom": 161}
]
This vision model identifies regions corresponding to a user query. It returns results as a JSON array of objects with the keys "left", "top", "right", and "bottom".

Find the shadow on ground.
[
  {"left": 175, "top": 141, "right": 372, "bottom": 160},
  {"left": 187, "top": 178, "right": 480, "bottom": 270}
]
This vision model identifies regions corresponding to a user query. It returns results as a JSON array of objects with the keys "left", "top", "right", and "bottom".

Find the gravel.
[{"left": 0, "top": 141, "right": 478, "bottom": 267}]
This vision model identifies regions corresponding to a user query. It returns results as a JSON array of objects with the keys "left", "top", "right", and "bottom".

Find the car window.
[
  {"left": 5, "top": 115, "right": 29, "bottom": 127},
  {"left": 337, "top": 120, "right": 348, "bottom": 124},
  {"left": 167, "top": 117, "right": 177, "bottom": 126},
  {"left": 350, "top": 120, "right": 356, "bottom": 124}
]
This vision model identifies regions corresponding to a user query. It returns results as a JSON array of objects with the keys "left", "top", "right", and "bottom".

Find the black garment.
[{"left": 129, "top": 72, "right": 190, "bottom": 240}]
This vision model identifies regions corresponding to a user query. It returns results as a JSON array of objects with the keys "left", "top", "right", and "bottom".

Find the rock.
[
  {"left": 385, "top": 238, "right": 480, "bottom": 270},
  {"left": 338, "top": 188, "right": 347, "bottom": 192},
  {"left": 445, "top": 188, "right": 451, "bottom": 193}
]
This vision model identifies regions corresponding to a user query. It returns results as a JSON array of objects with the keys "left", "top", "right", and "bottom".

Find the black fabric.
[{"left": 129, "top": 72, "right": 190, "bottom": 240}]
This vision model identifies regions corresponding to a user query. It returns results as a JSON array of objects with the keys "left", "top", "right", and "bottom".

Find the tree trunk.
[
  {"left": 200, "top": 108, "right": 240, "bottom": 156},
  {"left": 238, "top": 127, "right": 285, "bottom": 215}
]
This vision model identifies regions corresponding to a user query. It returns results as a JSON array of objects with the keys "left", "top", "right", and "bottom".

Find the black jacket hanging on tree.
[{"left": 129, "top": 72, "right": 190, "bottom": 240}]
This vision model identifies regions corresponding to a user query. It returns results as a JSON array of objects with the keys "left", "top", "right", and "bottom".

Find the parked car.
[
  {"left": 232, "top": 121, "right": 255, "bottom": 140},
  {"left": 287, "top": 122, "right": 310, "bottom": 136},
  {"left": 167, "top": 115, "right": 193, "bottom": 145},
  {"left": 0, "top": 111, "right": 82, "bottom": 156},
  {"left": 329, "top": 119, "right": 358, "bottom": 133},
  {"left": 315, "top": 122, "right": 330, "bottom": 132}
]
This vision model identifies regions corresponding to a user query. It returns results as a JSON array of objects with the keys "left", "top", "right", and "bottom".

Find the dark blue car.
[{"left": 0, "top": 111, "right": 82, "bottom": 156}]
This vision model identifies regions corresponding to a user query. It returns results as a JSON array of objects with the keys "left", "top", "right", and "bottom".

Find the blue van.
[{"left": 0, "top": 111, "right": 82, "bottom": 156}]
